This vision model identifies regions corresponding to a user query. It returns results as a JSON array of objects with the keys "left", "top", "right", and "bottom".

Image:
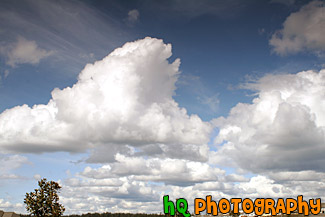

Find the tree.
[
  {"left": 24, "top": 178, "right": 65, "bottom": 217},
  {"left": 229, "top": 209, "right": 240, "bottom": 217}
]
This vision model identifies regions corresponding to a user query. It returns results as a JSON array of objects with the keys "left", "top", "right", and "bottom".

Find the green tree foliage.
[{"left": 24, "top": 178, "right": 65, "bottom": 217}]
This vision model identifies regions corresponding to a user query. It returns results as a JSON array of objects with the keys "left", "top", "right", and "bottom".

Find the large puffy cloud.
[
  {"left": 270, "top": 1, "right": 325, "bottom": 55},
  {"left": 213, "top": 69, "right": 325, "bottom": 173},
  {"left": 0, "top": 37, "right": 211, "bottom": 162}
]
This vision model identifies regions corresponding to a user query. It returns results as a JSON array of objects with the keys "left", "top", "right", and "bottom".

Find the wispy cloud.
[
  {"left": 0, "top": 0, "right": 130, "bottom": 75},
  {"left": 270, "top": 0, "right": 296, "bottom": 7},
  {"left": 177, "top": 74, "right": 220, "bottom": 115},
  {"left": 156, "top": 0, "right": 247, "bottom": 19},
  {"left": 0, "top": 154, "right": 30, "bottom": 182}
]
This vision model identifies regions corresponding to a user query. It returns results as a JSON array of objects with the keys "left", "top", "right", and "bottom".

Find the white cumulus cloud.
[
  {"left": 213, "top": 69, "right": 325, "bottom": 173},
  {"left": 0, "top": 37, "right": 211, "bottom": 162}
]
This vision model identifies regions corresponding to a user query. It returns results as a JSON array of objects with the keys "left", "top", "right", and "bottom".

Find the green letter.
[
  {"left": 177, "top": 198, "right": 190, "bottom": 217},
  {"left": 164, "top": 195, "right": 175, "bottom": 216}
]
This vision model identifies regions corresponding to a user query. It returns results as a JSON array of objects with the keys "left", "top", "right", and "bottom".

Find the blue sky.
[{"left": 0, "top": 0, "right": 325, "bottom": 214}]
